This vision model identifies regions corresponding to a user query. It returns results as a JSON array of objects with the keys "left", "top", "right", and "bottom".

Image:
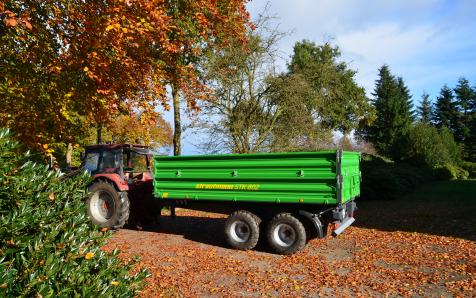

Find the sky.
[{"left": 177, "top": 0, "right": 476, "bottom": 155}]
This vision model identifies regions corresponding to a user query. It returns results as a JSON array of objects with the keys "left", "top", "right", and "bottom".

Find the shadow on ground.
[
  {"left": 130, "top": 215, "right": 277, "bottom": 252},
  {"left": 126, "top": 180, "right": 476, "bottom": 247},
  {"left": 355, "top": 180, "right": 476, "bottom": 241},
  {"left": 136, "top": 215, "right": 229, "bottom": 248}
]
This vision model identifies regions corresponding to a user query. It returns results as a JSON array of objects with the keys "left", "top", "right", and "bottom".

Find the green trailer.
[{"left": 153, "top": 150, "right": 360, "bottom": 254}]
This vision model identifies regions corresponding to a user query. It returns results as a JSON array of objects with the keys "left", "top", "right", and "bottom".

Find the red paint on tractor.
[{"left": 94, "top": 174, "right": 129, "bottom": 191}]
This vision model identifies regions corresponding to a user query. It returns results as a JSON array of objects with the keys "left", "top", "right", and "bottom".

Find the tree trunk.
[
  {"left": 172, "top": 83, "right": 181, "bottom": 156},
  {"left": 66, "top": 142, "right": 73, "bottom": 167},
  {"left": 97, "top": 124, "right": 102, "bottom": 144}
]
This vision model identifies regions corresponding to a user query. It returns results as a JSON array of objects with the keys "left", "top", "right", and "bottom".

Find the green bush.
[
  {"left": 461, "top": 161, "right": 476, "bottom": 179},
  {"left": 456, "top": 166, "right": 469, "bottom": 180},
  {"left": 401, "top": 123, "right": 461, "bottom": 168},
  {"left": 433, "top": 164, "right": 469, "bottom": 180},
  {"left": 360, "top": 154, "right": 432, "bottom": 199},
  {"left": 0, "top": 129, "right": 148, "bottom": 297}
]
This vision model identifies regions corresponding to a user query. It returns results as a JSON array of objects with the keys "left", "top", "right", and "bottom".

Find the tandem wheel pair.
[{"left": 224, "top": 210, "right": 317, "bottom": 255}]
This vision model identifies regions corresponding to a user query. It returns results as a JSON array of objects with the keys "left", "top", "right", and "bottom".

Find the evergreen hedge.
[
  {"left": 360, "top": 154, "right": 432, "bottom": 200},
  {"left": 0, "top": 129, "right": 148, "bottom": 297},
  {"left": 461, "top": 161, "right": 476, "bottom": 179}
]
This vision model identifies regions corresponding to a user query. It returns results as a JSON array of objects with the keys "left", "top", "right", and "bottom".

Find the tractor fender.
[
  {"left": 298, "top": 210, "right": 325, "bottom": 239},
  {"left": 93, "top": 173, "right": 129, "bottom": 191}
]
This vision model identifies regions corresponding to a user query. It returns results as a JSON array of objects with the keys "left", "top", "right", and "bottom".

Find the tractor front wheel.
[{"left": 86, "top": 181, "right": 130, "bottom": 229}]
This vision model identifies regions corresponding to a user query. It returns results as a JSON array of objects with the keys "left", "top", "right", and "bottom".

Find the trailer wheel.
[
  {"left": 87, "top": 181, "right": 130, "bottom": 229},
  {"left": 266, "top": 213, "right": 306, "bottom": 255},
  {"left": 224, "top": 210, "right": 260, "bottom": 250}
]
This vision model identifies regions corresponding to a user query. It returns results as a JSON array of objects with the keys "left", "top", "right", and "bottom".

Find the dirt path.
[{"left": 105, "top": 209, "right": 476, "bottom": 297}]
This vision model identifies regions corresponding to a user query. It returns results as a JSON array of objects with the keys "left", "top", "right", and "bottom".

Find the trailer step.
[{"left": 332, "top": 217, "right": 355, "bottom": 237}]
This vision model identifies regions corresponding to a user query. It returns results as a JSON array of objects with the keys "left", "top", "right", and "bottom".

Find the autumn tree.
[
  {"left": 0, "top": 0, "right": 250, "bottom": 157},
  {"left": 0, "top": 1, "right": 88, "bottom": 155},
  {"left": 155, "top": 0, "right": 251, "bottom": 155},
  {"left": 106, "top": 113, "right": 173, "bottom": 149}
]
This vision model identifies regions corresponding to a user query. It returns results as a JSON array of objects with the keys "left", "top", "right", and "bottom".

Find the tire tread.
[
  {"left": 87, "top": 181, "right": 130, "bottom": 229},
  {"left": 224, "top": 210, "right": 260, "bottom": 251},
  {"left": 266, "top": 213, "right": 306, "bottom": 255}
]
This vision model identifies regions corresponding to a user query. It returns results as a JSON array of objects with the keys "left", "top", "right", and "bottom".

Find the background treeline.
[
  {"left": 1, "top": 4, "right": 475, "bottom": 188},
  {"left": 357, "top": 66, "right": 476, "bottom": 199},
  {"left": 197, "top": 18, "right": 476, "bottom": 200},
  {"left": 197, "top": 16, "right": 374, "bottom": 154}
]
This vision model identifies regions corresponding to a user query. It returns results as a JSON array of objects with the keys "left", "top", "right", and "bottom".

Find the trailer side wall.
[{"left": 154, "top": 151, "right": 360, "bottom": 205}]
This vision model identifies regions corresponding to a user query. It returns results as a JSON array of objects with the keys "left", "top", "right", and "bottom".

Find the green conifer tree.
[
  {"left": 454, "top": 78, "right": 474, "bottom": 115},
  {"left": 454, "top": 77, "right": 476, "bottom": 161},
  {"left": 417, "top": 92, "right": 433, "bottom": 124},
  {"left": 453, "top": 78, "right": 474, "bottom": 155},
  {"left": 433, "top": 85, "right": 459, "bottom": 131},
  {"left": 396, "top": 77, "right": 415, "bottom": 122},
  {"left": 364, "top": 65, "right": 413, "bottom": 160}
]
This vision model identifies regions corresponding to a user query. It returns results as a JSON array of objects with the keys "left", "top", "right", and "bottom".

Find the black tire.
[
  {"left": 86, "top": 181, "right": 130, "bottom": 229},
  {"left": 266, "top": 213, "right": 306, "bottom": 255},
  {"left": 224, "top": 210, "right": 261, "bottom": 250}
]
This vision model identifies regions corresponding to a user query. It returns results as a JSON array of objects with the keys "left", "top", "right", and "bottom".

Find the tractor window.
[
  {"left": 84, "top": 152, "right": 99, "bottom": 173},
  {"left": 130, "top": 152, "right": 148, "bottom": 172},
  {"left": 99, "top": 150, "right": 121, "bottom": 172}
]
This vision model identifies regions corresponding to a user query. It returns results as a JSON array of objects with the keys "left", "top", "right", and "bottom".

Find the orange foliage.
[
  {"left": 108, "top": 113, "right": 173, "bottom": 149},
  {"left": 0, "top": 0, "right": 250, "bottom": 152}
]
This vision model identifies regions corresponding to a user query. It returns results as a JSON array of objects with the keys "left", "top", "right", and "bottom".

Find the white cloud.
[
  {"left": 335, "top": 23, "right": 437, "bottom": 92},
  {"left": 338, "top": 24, "right": 435, "bottom": 64},
  {"left": 247, "top": 0, "right": 476, "bottom": 98}
]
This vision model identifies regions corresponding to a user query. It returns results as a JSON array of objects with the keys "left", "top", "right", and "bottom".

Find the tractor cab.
[
  {"left": 83, "top": 144, "right": 154, "bottom": 187},
  {"left": 83, "top": 144, "right": 158, "bottom": 229}
]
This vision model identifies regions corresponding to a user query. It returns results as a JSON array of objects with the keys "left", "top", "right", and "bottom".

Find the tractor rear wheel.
[{"left": 86, "top": 181, "right": 130, "bottom": 229}]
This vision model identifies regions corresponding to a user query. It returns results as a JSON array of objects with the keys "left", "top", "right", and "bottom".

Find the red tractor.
[{"left": 82, "top": 144, "right": 157, "bottom": 229}]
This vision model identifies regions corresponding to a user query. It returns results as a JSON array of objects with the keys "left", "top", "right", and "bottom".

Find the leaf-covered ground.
[{"left": 105, "top": 180, "right": 476, "bottom": 297}]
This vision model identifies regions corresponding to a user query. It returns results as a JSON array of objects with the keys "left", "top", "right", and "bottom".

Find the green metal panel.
[
  {"left": 341, "top": 151, "right": 361, "bottom": 203},
  {"left": 153, "top": 150, "right": 360, "bottom": 205}
]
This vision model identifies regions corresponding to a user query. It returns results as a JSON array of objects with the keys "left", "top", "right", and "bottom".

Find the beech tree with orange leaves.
[{"left": 0, "top": 0, "right": 250, "bottom": 157}]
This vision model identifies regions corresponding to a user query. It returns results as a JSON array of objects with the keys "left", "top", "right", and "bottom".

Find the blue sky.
[
  {"left": 177, "top": 0, "right": 476, "bottom": 155},
  {"left": 246, "top": 0, "right": 476, "bottom": 97}
]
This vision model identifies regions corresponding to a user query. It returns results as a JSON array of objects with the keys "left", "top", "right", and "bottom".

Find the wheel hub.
[
  {"left": 90, "top": 191, "right": 115, "bottom": 223},
  {"left": 229, "top": 220, "right": 251, "bottom": 243},
  {"left": 273, "top": 223, "right": 296, "bottom": 247}
]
